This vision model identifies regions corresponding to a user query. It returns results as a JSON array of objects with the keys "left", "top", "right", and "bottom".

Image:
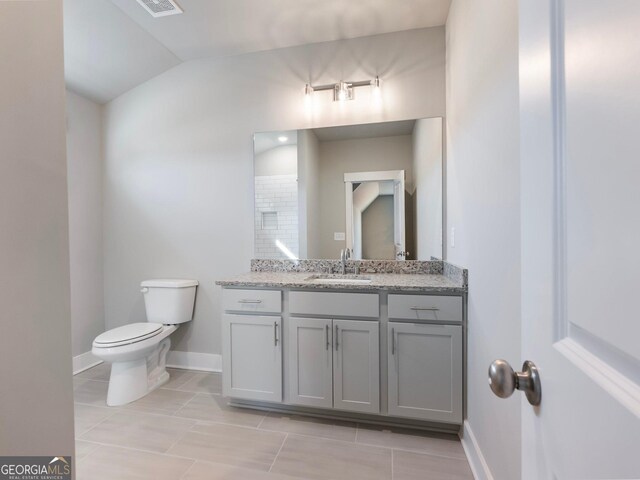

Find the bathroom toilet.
[{"left": 92, "top": 279, "right": 198, "bottom": 406}]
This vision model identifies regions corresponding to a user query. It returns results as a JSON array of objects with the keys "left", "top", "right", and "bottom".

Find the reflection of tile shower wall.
[{"left": 255, "top": 174, "right": 299, "bottom": 259}]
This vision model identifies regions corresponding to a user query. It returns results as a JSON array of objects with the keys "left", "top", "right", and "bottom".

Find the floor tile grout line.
[
  {"left": 178, "top": 459, "right": 199, "bottom": 480},
  {"left": 75, "top": 407, "right": 121, "bottom": 439},
  {"left": 391, "top": 448, "right": 394, "bottom": 480},
  {"left": 187, "top": 418, "right": 271, "bottom": 433},
  {"left": 76, "top": 439, "right": 206, "bottom": 464},
  {"left": 163, "top": 428, "right": 193, "bottom": 457},
  {"left": 74, "top": 402, "right": 193, "bottom": 422},
  {"left": 255, "top": 415, "right": 267, "bottom": 430},
  {"left": 256, "top": 425, "right": 357, "bottom": 443},
  {"left": 268, "top": 432, "right": 289, "bottom": 473},
  {"left": 388, "top": 446, "right": 469, "bottom": 462},
  {"left": 160, "top": 387, "right": 221, "bottom": 395},
  {"left": 171, "top": 391, "right": 200, "bottom": 416}
]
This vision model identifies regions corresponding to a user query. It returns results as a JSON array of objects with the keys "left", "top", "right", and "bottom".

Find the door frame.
[{"left": 344, "top": 170, "right": 405, "bottom": 259}]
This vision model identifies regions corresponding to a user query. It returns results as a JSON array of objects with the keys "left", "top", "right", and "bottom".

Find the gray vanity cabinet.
[
  {"left": 287, "top": 317, "right": 333, "bottom": 408},
  {"left": 220, "top": 286, "right": 466, "bottom": 427},
  {"left": 222, "top": 314, "right": 282, "bottom": 402},
  {"left": 288, "top": 317, "right": 380, "bottom": 414},
  {"left": 387, "top": 322, "right": 462, "bottom": 423},
  {"left": 333, "top": 319, "right": 380, "bottom": 414}
]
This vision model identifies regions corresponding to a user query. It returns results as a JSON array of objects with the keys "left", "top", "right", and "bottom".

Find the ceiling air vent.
[{"left": 135, "top": 0, "right": 183, "bottom": 18}]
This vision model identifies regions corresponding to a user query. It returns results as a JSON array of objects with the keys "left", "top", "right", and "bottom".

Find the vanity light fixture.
[{"left": 304, "top": 76, "right": 381, "bottom": 102}]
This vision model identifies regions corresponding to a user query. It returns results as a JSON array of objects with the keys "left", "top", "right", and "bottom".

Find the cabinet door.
[
  {"left": 222, "top": 314, "right": 282, "bottom": 402},
  {"left": 388, "top": 323, "right": 462, "bottom": 423},
  {"left": 288, "top": 317, "right": 333, "bottom": 408},
  {"left": 333, "top": 320, "right": 379, "bottom": 413}
]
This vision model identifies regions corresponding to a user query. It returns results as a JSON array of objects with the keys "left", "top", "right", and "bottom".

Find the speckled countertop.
[{"left": 215, "top": 271, "right": 465, "bottom": 293}]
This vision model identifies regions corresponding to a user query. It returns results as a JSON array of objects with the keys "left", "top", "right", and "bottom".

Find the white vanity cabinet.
[
  {"left": 222, "top": 289, "right": 283, "bottom": 402},
  {"left": 388, "top": 322, "right": 462, "bottom": 423}
]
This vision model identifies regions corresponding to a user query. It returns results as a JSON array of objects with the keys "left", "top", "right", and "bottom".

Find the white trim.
[
  {"left": 344, "top": 170, "right": 404, "bottom": 183},
  {"left": 166, "top": 351, "right": 221, "bottom": 372},
  {"left": 460, "top": 420, "right": 494, "bottom": 480},
  {"left": 73, "top": 351, "right": 103, "bottom": 375},
  {"left": 555, "top": 338, "right": 640, "bottom": 418}
]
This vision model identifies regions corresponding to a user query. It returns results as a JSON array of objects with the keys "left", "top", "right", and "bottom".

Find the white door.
[
  {"left": 288, "top": 317, "right": 333, "bottom": 408},
  {"left": 333, "top": 319, "right": 380, "bottom": 413},
  {"left": 393, "top": 179, "right": 406, "bottom": 259},
  {"left": 518, "top": 1, "right": 640, "bottom": 478},
  {"left": 388, "top": 323, "right": 462, "bottom": 423},
  {"left": 222, "top": 314, "right": 282, "bottom": 402}
]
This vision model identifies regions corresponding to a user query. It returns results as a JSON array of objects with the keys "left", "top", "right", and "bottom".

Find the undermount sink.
[{"left": 305, "top": 274, "right": 372, "bottom": 285}]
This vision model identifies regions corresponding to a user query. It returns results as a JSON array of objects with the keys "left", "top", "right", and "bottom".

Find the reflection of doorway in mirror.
[{"left": 345, "top": 170, "right": 405, "bottom": 261}]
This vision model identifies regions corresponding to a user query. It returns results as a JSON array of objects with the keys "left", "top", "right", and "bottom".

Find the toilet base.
[{"left": 106, "top": 337, "right": 172, "bottom": 406}]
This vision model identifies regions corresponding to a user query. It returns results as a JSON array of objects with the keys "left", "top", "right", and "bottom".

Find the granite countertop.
[{"left": 215, "top": 271, "right": 465, "bottom": 293}]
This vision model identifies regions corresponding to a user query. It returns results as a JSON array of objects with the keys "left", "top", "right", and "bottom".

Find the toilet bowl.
[{"left": 92, "top": 279, "right": 198, "bottom": 406}]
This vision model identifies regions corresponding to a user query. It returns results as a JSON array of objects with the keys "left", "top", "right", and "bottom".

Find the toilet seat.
[{"left": 93, "top": 323, "right": 163, "bottom": 348}]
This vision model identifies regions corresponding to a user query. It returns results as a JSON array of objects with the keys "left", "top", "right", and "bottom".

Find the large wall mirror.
[{"left": 253, "top": 117, "right": 444, "bottom": 261}]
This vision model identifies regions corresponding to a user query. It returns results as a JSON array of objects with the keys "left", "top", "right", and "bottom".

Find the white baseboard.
[
  {"left": 460, "top": 420, "right": 494, "bottom": 480},
  {"left": 73, "top": 351, "right": 103, "bottom": 375},
  {"left": 166, "top": 351, "right": 221, "bottom": 372},
  {"left": 74, "top": 350, "right": 221, "bottom": 374}
]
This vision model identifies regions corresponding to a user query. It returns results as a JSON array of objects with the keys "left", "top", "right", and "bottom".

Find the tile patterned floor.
[{"left": 74, "top": 364, "right": 473, "bottom": 480}]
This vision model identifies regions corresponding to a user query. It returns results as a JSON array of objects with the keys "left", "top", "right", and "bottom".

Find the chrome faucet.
[{"left": 340, "top": 248, "right": 352, "bottom": 275}]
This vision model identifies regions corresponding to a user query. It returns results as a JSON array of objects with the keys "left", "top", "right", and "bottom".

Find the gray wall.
[
  {"left": 0, "top": 0, "right": 75, "bottom": 456},
  {"left": 297, "top": 129, "right": 321, "bottom": 258},
  {"left": 361, "top": 195, "right": 395, "bottom": 259},
  {"left": 317, "top": 135, "right": 413, "bottom": 259},
  {"left": 103, "top": 27, "right": 446, "bottom": 355},
  {"left": 66, "top": 90, "right": 105, "bottom": 357},
  {"left": 446, "top": 1, "right": 521, "bottom": 478},
  {"left": 254, "top": 145, "right": 297, "bottom": 176},
  {"left": 412, "top": 117, "right": 443, "bottom": 260}
]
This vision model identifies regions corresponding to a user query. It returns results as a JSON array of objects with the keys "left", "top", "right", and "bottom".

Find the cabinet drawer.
[
  {"left": 388, "top": 294, "right": 462, "bottom": 322},
  {"left": 222, "top": 288, "right": 282, "bottom": 313},
  {"left": 289, "top": 291, "right": 379, "bottom": 318}
]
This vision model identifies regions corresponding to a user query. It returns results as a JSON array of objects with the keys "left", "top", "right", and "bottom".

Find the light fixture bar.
[{"left": 304, "top": 76, "right": 380, "bottom": 102}]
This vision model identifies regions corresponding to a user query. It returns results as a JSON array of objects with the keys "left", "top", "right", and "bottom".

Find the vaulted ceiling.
[{"left": 63, "top": 0, "right": 451, "bottom": 104}]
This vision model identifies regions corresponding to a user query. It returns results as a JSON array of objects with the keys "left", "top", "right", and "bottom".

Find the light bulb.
[
  {"left": 304, "top": 84, "right": 314, "bottom": 97},
  {"left": 278, "top": 136, "right": 288, "bottom": 142},
  {"left": 335, "top": 82, "right": 351, "bottom": 102},
  {"left": 371, "top": 76, "right": 381, "bottom": 98}
]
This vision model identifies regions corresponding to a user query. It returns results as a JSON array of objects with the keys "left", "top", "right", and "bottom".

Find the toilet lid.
[{"left": 94, "top": 323, "right": 163, "bottom": 347}]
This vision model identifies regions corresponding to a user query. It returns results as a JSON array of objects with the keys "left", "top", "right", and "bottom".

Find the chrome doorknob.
[{"left": 488, "top": 359, "right": 541, "bottom": 406}]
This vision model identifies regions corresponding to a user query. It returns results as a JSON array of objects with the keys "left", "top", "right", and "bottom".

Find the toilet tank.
[{"left": 140, "top": 279, "right": 198, "bottom": 325}]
